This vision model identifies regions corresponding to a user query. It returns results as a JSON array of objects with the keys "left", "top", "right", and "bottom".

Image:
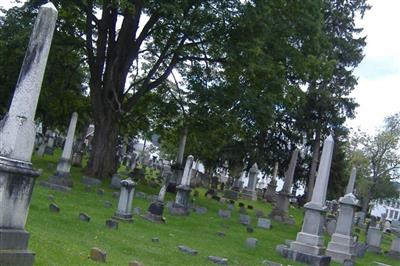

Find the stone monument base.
[
  {"left": 388, "top": 250, "right": 400, "bottom": 259},
  {"left": 366, "top": 245, "right": 381, "bottom": 254},
  {"left": 325, "top": 233, "right": 356, "bottom": 263},
  {"left": 169, "top": 203, "right": 190, "bottom": 215},
  {"left": 242, "top": 189, "right": 257, "bottom": 201},
  {"left": 39, "top": 171, "right": 73, "bottom": 192},
  {"left": 278, "top": 244, "right": 331, "bottom": 266},
  {"left": 112, "top": 212, "right": 133, "bottom": 222},
  {"left": 0, "top": 229, "right": 35, "bottom": 266}
]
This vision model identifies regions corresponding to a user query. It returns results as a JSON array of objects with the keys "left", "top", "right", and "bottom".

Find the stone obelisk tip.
[{"left": 41, "top": 2, "right": 58, "bottom": 11}]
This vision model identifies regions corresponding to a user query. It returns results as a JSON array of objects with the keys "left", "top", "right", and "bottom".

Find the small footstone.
[
  {"left": 262, "top": 259, "right": 283, "bottom": 266},
  {"left": 343, "top": 259, "right": 355, "bottom": 266},
  {"left": 239, "top": 207, "right": 247, "bottom": 214},
  {"left": 246, "top": 226, "right": 254, "bottom": 233},
  {"left": 112, "top": 191, "right": 119, "bottom": 198},
  {"left": 104, "top": 201, "right": 112, "bottom": 208},
  {"left": 227, "top": 204, "right": 234, "bottom": 211},
  {"left": 97, "top": 188, "right": 105, "bottom": 196},
  {"left": 49, "top": 203, "right": 60, "bottom": 213},
  {"left": 178, "top": 245, "right": 198, "bottom": 255},
  {"left": 239, "top": 214, "right": 251, "bottom": 225},
  {"left": 152, "top": 237, "right": 160, "bottom": 243},
  {"left": 48, "top": 194, "right": 55, "bottom": 201},
  {"left": 133, "top": 207, "right": 141, "bottom": 215},
  {"left": 217, "top": 231, "right": 226, "bottom": 237},
  {"left": 218, "top": 209, "right": 231, "bottom": 219},
  {"left": 105, "top": 219, "right": 118, "bottom": 230},
  {"left": 79, "top": 212, "right": 91, "bottom": 222},
  {"left": 255, "top": 210, "right": 264, "bottom": 218},
  {"left": 195, "top": 207, "right": 208, "bottom": 214},
  {"left": 246, "top": 237, "right": 258, "bottom": 248},
  {"left": 257, "top": 218, "right": 271, "bottom": 229},
  {"left": 208, "top": 255, "right": 228, "bottom": 265},
  {"left": 129, "top": 261, "right": 144, "bottom": 266},
  {"left": 90, "top": 247, "right": 106, "bottom": 263}
]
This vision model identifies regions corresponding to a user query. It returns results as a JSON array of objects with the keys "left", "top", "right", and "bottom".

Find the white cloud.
[{"left": 348, "top": 0, "right": 400, "bottom": 133}]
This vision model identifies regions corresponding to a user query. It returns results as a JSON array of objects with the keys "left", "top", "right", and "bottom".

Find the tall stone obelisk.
[
  {"left": 284, "top": 135, "right": 334, "bottom": 265},
  {"left": 47, "top": 112, "right": 78, "bottom": 189},
  {"left": 0, "top": 3, "right": 58, "bottom": 265}
]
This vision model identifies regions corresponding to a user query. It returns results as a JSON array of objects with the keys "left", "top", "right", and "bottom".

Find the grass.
[{"left": 24, "top": 150, "right": 399, "bottom": 265}]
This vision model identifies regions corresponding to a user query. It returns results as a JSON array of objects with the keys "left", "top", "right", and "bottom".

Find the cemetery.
[{"left": 1, "top": 1, "right": 400, "bottom": 266}]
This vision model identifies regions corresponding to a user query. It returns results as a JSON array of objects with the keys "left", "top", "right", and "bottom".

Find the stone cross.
[
  {"left": 288, "top": 135, "right": 334, "bottom": 264},
  {"left": 113, "top": 178, "right": 136, "bottom": 222},
  {"left": 326, "top": 167, "right": 359, "bottom": 263},
  {"left": 0, "top": 3, "right": 58, "bottom": 266}
]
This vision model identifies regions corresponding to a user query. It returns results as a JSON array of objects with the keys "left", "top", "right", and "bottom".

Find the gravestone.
[
  {"left": 227, "top": 204, "right": 234, "bottom": 211},
  {"left": 105, "top": 219, "right": 118, "bottom": 230},
  {"left": 195, "top": 207, "right": 208, "bottom": 214},
  {"left": 269, "top": 150, "right": 299, "bottom": 224},
  {"left": 110, "top": 174, "right": 121, "bottom": 189},
  {"left": 104, "top": 201, "right": 112, "bottom": 208},
  {"left": 255, "top": 210, "right": 265, "bottom": 218},
  {"left": 79, "top": 212, "right": 91, "bottom": 222},
  {"left": 90, "top": 247, "right": 106, "bottom": 263},
  {"left": 366, "top": 227, "right": 382, "bottom": 253},
  {"left": 257, "top": 218, "right": 271, "bottom": 229},
  {"left": 264, "top": 162, "right": 278, "bottom": 203},
  {"left": 326, "top": 219, "right": 337, "bottom": 236},
  {"left": 113, "top": 178, "right": 135, "bottom": 222},
  {"left": 239, "top": 206, "right": 247, "bottom": 214},
  {"left": 0, "top": 3, "right": 58, "bottom": 266},
  {"left": 326, "top": 167, "right": 359, "bottom": 263},
  {"left": 242, "top": 163, "right": 259, "bottom": 201},
  {"left": 284, "top": 137, "right": 334, "bottom": 265},
  {"left": 135, "top": 191, "right": 147, "bottom": 199},
  {"left": 178, "top": 245, "right": 198, "bottom": 255},
  {"left": 218, "top": 210, "right": 231, "bottom": 219},
  {"left": 207, "top": 256, "right": 228, "bottom": 265},
  {"left": 217, "top": 231, "right": 226, "bottom": 237},
  {"left": 246, "top": 237, "right": 258, "bottom": 248},
  {"left": 388, "top": 237, "right": 400, "bottom": 259},
  {"left": 133, "top": 207, "right": 141, "bottom": 215},
  {"left": 49, "top": 203, "right": 60, "bottom": 213},
  {"left": 239, "top": 214, "right": 251, "bottom": 225},
  {"left": 81, "top": 176, "right": 102, "bottom": 186}
]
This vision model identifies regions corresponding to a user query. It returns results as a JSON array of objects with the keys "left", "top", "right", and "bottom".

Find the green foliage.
[{"left": 0, "top": 3, "right": 90, "bottom": 132}]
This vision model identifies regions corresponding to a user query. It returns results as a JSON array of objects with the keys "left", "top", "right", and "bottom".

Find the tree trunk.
[
  {"left": 306, "top": 130, "right": 321, "bottom": 202},
  {"left": 86, "top": 80, "right": 120, "bottom": 180},
  {"left": 361, "top": 189, "right": 372, "bottom": 214}
]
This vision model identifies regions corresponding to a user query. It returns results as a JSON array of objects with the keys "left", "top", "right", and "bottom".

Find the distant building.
[{"left": 370, "top": 182, "right": 400, "bottom": 221}]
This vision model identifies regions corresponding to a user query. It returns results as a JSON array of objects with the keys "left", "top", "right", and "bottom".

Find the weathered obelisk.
[{"left": 0, "top": 3, "right": 58, "bottom": 265}]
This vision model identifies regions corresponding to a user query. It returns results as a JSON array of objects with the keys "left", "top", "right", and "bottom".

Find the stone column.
[
  {"left": 269, "top": 149, "right": 299, "bottom": 224},
  {"left": 113, "top": 178, "right": 136, "bottom": 222},
  {"left": 170, "top": 155, "right": 194, "bottom": 215},
  {"left": 285, "top": 136, "right": 334, "bottom": 265},
  {"left": 0, "top": 3, "right": 57, "bottom": 266},
  {"left": 326, "top": 167, "right": 359, "bottom": 263},
  {"left": 46, "top": 112, "right": 78, "bottom": 189},
  {"left": 242, "top": 163, "right": 259, "bottom": 201},
  {"left": 264, "top": 162, "right": 278, "bottom": 203}
]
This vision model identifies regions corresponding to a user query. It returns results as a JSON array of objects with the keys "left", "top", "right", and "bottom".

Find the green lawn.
[{"left": 24, "top": 150, "right": 398, "bottom": 265}]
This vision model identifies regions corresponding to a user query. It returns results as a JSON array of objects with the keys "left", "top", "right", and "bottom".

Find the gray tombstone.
[
  {"left": 366, "top": 227, "right": 383, "bottom": 253},
  {"left": 112, "top": 178, "right": 136, "bottom": 222},
  {"left": 257, "top": 218, "right": 271, "bottom": 229},
  {"left": 246, "top": 237, "right": 258, "bottom": 248},
  {"left": 218, "top": 210, "right": 231, "bottom": 219},
  {"left": 239, "top": 214, "right": 251, "bottom": 225},
  {"left": 170, "top": 155, "right": 194, "bottom": 215},
  {"left": 242, "top": 163, "right": 259, "bottom": 201},
  {"left": 388, "top": 236, "right": 400, "bottom": 259}
]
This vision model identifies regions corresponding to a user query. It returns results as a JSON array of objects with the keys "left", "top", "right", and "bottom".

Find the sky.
[{"left": 1, "top": 0, "right": 399, "bottom": 135}]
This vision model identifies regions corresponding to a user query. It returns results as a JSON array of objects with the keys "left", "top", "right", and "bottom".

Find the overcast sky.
[{"left": 1, "top": 0, "right": 399, "bottom": 134}]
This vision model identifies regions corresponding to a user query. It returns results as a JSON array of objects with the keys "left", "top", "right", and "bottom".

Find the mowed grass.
[{"left": 25, "top": 150, "right": 398, "bottom": 265}]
